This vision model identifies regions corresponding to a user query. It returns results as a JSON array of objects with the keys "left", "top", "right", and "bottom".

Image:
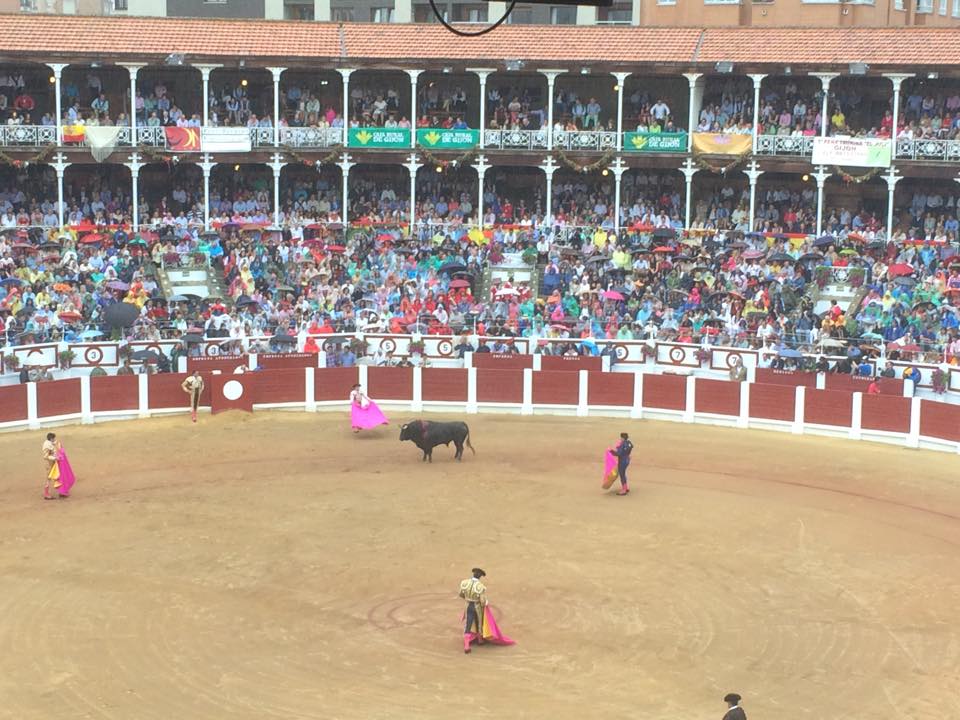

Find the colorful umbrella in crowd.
[
  {"left": 887, "top": 263, "right": 914, "bottom": 277},
  {"left": 602, "top": 290, "right": 625, "bottom": 301}
]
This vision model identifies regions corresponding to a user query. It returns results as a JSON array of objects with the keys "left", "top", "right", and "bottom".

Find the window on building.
[
  {"left": 953, "top": 0, "right": 959, "bottom": 15},
  {"left": 506, "top": 4, "right": 534, "bottom": 22},
  {"left": 414, "top": 2, "right": 446, "bottom": 21},
  {"left": 19, "top": 0, "right": 38, "bottom": 9},
  {"left": 204, "top": 0, "right": 227, "bottom": 4},
  {"left": 113, "top": 0, "right": 128, "bottom": 9},
  {"left": 939, "top": 0, "right": 947, "bottom": 12},
  {"left": 916, "top": 0, "right": 933, "bottom": 11},
  {"left": 371, "top": 6, "right": 395, "bottom": 21},
  {"left": 550, "top": 5, "right": 577, "bottom": 23},
  {"left": 332, "top": 6, "right": 355, "bottom": 20},
  {"left": 452, "top": 3, "right": 488, "bottom": 21},
  {"left": 704, "top": 0, "right": 740, "bottom": 5},
  {"left": 285, "top": 2, "right": 315, "bottom": 19},
  {"left": 597, "top": 2, "right": 632, "bottom": 21},
  {"left": 894, "top": 0, "right": 905, "bottom": 9}
]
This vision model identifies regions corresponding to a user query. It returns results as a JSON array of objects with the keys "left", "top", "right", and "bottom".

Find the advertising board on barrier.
[
  {"left": 348, "top": 127, "right": 411, "bottom": 149},
  {"left": 202, "top": 126, "right": 252, "bottom": 153},
  {"left": 257, "top": 352, "right": 318, "bottom": 369},
  {"left": 623, "top": 132, "right": 687, "bottom": 153},
  {"left": 416, "top": 128, "right": 479, "bottom": 149},
  {"left": 811, "top": 137, "right": 892, "bottom": 168}
]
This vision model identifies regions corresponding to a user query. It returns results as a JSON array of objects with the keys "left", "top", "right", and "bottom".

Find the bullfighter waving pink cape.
[{"left": 349, "top": 384, "right": 389, "bottom": 433}]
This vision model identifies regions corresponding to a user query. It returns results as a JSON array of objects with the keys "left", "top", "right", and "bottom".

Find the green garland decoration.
[
  {"left": 288, "top": 145, "right": 345, "bottom": 168},
  {"left": 0, "top": 144, "right": 56, "bottom": 167},
  {"left": 553, "top": 148, "right": 616, "bottom": 174},
  {"left": 694, "top": 155, "right": 747, "bottom": 174},
  {"left": 420, "top": 147, "right": 479, "bottom": 169},
  {"left": 833, "top": 166, "right": 882, "bottom": 184}
]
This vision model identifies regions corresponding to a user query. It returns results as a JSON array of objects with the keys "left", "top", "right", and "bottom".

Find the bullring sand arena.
[{"left": 2, "top": 412, "right": 960, "bottom": 720}]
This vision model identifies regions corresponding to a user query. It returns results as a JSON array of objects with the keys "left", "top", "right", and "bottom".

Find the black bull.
[{"left": 399, "top": 420, "right": 475, "bottom": 462}]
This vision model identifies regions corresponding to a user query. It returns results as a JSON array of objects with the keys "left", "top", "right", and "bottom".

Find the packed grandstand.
[{"left": 1, "top": 16, "right": 960, "bottom": 379}]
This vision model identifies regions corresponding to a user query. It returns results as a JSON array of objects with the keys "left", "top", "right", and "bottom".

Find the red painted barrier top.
[
  {"left": 540, "top": 355, "right": 602, "bottom": 372},
  {"left": 471, "top": 353, "right": 533, "bottom": 370},
  {"left": 755, "top": 369, "right": 818, "bottom": 387},
  {"left": 256, "top": 353, "right": 319, "bottom": 369}
]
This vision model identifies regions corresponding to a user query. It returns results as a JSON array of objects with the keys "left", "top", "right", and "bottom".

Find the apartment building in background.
[{"left": 6, "top": 0, "right": 960, "bottom": 26}]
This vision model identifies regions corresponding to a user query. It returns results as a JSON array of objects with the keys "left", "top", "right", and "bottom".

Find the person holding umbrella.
[{"left": 181, "top": 370, "right": 205, "bottom": 423}]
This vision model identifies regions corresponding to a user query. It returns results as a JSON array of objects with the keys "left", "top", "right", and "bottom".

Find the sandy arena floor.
[{"left": 1, "top": 411, "right": 959, "bottom": 720}]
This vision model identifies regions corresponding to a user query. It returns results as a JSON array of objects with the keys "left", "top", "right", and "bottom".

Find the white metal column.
[
  {"left": 200, "top": 154, "right": 214, "bottom": 231},
  {"left": 407, "top": 69, "right": 423, "bottom": 150},
  {"left": 127, "top": 152, "right": 143, "bottom": 231},
  {"left": 268, "top": 66, "right": 286, "bottom": 146},
  {"left": 338, "top": 69, "right": 354, "bottom": 146},
  {"left": 405, "top": 153, "right": 421, "bottom": 228}
]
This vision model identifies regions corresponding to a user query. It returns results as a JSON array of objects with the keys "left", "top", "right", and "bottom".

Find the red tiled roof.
[
  {"left": 341, "top": 23, "right": 702, "bottom": 64},
  {"left": 695, "top": 27, "right": 960, "bottom": 66},
  {"left": 0, "top": 14, "right": 954, "bottom": 68}
]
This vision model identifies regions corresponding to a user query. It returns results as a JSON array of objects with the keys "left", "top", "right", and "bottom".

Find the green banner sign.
[
  {"left": 348, "top": 127, "right": 411, "bottom": 149},
  {"left": 416, "top": 128, "right": 479, "bottom": 149},
  {"left": 623, "top": 132, "right": 687, "bottom": 153}
]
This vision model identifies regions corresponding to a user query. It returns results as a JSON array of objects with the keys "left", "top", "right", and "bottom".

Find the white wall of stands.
[
  {"left": 3, "top": 337, "right": 960, "bottom": 457},
  {"left": 2, "top": 333, "right": 957, "bottom": 394}
]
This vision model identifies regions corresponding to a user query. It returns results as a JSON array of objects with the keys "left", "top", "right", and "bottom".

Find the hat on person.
[
  {"left": 471, "top": 568, "right": 486, "bottom": 578},
  {"left": 723, "top": 693, "right": 742, "bottom": 705}
]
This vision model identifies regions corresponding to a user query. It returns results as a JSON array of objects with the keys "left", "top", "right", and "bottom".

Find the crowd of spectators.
[
  {"left": 758, "top": 81, "right": 823, "bottom": 137},
  {"left": 897, "top": 85, "right": 960, "bottom": 141},
  {"left": 696, "top": 79, "right": 754, "bottom": 134},
  {"left": 5, "top": 195, "right": 960, "bottom": 376},
  {"left": 347, "top": 85, "right": 409, "bottom": 128},
  {"left": 623, "top": 86, "right": 686, "bottom": 134},
  {"left": 752, "top": 184, "right": 817, "bottom": 235},
  {"left": 486, "top": 84, "right": 546, "bottom": 131}
]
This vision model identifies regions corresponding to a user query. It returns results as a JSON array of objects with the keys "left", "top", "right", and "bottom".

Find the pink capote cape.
[
  {"left": 56, "top": 447, "right": 76, "bottom": 497},
  {"left": 602, "top": 449, "right": 619, "bottom": 489},
  {"left": 464, "top": 606, "right": 515, "bottom": 647},
  {"left": 351, "top": 399, "right": 389, "bottom": 430}
]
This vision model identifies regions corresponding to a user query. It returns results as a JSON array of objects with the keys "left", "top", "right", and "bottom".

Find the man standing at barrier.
[
  {"left": 611, "top": 432, "right": 634, "bottom": 496},
  {"left": 181, "top": 370, "right": 205, "bottom": 423}
]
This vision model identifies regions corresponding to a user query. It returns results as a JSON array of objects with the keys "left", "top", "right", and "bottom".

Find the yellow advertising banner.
[{"left": 691, "top": 133, "right": 753, "bottom": 156}]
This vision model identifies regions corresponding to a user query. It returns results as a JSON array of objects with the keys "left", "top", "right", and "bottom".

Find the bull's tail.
[{"left": 465, "top": 425, "right": 476, "bottom": 455}]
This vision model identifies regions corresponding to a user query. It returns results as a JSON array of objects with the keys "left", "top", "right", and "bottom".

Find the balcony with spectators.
[
  {"left": 551, "top": 73, "right": 618, "bottom": 152},
  {"left": 0, "top": 63, "right": 56, "bottom": 147},
  {"left": 753, "top": 76, "right": 823, "bottom": 159},
  {"left": 60, "top": 65, "right": 132, "bottom": 146},
  {"left": 895, "top": 78, "right": 960, "bottom": 162},
  {"left": 278, "top": 70, "right": 344, "bottom": 149},
  {"left": 345, "top": 71, "right": 413, "bottom": 151},
  {"left": 414, "top": 72, "right": 480, "bottom": 151},
  {"left": 621, "top": 76, "right": 688, "bottom": 156},
  {"left": 826, "top": 76, "right": 892, "bottom": 139},
  {"left": 482, "top": 73, "right": 548, "bottom": 151},
  {"left": 133, "top": 65, "right": 202, "bottom": 146}
]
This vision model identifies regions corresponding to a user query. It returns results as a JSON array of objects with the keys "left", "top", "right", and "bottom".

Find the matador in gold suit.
[{"left": 459, "top": 567, "right": 487, "bottom": 654}]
